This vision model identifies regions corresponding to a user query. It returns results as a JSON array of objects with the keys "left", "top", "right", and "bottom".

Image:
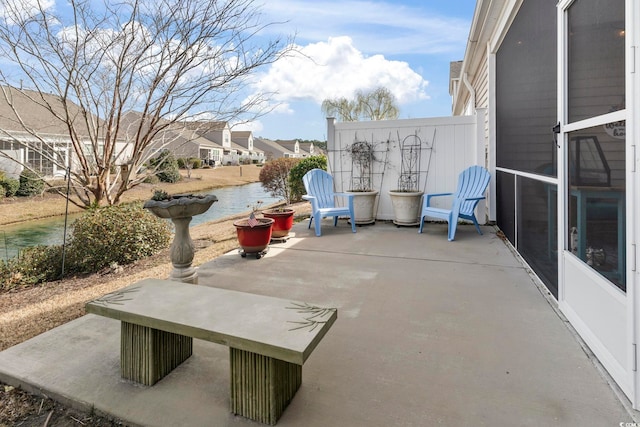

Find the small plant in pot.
[
  {"left": 258, "top": 158, "right": 299, "bottom": 239},
  {"left": 233, "top": 201, "right": 274, "bottom": 259}
]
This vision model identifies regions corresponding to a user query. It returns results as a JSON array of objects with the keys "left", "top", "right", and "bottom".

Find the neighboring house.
[
  {"left": 191, "top": 121, "right": 251, "bottom": 165},
  {"left": 249, "top": 138, "right": 319, "bottom": 161},
  {"left": 119, "top": 112, "right": 224, "bottom": 167},
  {"left": 453, "top": 0, "right": 638, "bottom": 407},
  {"left": 231, "top": 130, "right": 265, "bottom": 164},
  {"left": 162, "top": 129, "right": 223, "bottom": 167},
  {"left": 276, "top": 140, "right": 304, "bottom": 158},
  {"left": 253, "top": 137, "right": 295, "bottom": 160},
  {"left": 298, "top": 141, "right": 317, "bottom": 157},
  {"left": 0, "top": 86, "right": 113, "bottom": 179},
  {"left": 448, "top": 60, "right": 464, "bottom": 114}
]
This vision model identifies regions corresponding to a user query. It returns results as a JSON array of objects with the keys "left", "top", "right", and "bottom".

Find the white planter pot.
[
  {"left": 388, "top": 191, "right": 424, "bottom": 226},
  {"left": 348, "top": 190, "right": 378, "bottom": 225}
]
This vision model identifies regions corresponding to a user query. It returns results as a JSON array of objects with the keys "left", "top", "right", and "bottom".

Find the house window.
[
  {"left": 0, "top": 140, "right": 18, "bottom": 150},
  {"left": 27, "top": 142, "right": 55, "bottom": 176}
]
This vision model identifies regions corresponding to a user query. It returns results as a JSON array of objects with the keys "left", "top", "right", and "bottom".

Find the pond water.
[{"left": 0, "top": 182, "right": 278, "bottom": 261}]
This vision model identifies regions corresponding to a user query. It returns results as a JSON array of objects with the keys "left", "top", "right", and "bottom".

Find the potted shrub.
[
  {"left": 258, "top": 158, "right": 299, "bottom": 239},
  {"left": 143, "top": 189, "right": 218, "bottom": 283},
  {"left": 233, "top": 201, "right": 274, "bottom": 259},
  {"left": 388, "top": 134, "right": 426, "bottom": 226},
  {"left": 345, "top": 140, "right": 380, "bottom": 225}
]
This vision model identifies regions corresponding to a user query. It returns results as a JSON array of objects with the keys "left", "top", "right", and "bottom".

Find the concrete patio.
[{"left": 0, "top": 219, "right": 636, "bottom": 426}]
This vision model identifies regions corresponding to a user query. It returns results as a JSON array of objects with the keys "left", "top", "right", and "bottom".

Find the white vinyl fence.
[{"left": 326, "top": 110, "right": 486, "bottom": 222}]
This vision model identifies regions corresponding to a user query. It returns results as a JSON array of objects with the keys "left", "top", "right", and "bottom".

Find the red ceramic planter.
[
  {"left": 233, "top": 217, "right": 274, "bottom": 256},
  {"left": 263, "top": 209, "right": 295, "bottom": 238}
]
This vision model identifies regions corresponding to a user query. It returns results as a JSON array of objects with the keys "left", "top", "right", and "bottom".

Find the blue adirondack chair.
[
  {"left": 302, "top": 169, "right": 357, "bottom": 237},
  {"left": 419, "top": 165, "right": 491, "bottom": 241}
]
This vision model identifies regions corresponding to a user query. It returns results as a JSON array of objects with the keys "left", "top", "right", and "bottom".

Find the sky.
[{"left": 238, "top": 0, "right": 478, "bottom": 141}]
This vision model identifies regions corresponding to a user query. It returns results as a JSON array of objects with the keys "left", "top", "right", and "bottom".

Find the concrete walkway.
[{"left": 0, "top": 220, "right": 634, "bottom": 426}]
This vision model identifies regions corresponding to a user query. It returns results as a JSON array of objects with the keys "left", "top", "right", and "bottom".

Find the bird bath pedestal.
[{"left": 144, "top": 194, "right": 218, "bottom": 284}]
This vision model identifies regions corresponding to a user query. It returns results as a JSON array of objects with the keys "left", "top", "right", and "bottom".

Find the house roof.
[
  {"left": 230, "top": 130, "right": 264, "bottom": 154},
  {"left": 231, "top": 130, "right": 252, "bottom": 139},
  {"left": 297, "top": 141, "right": 316, "bottom": 155},
  {"left": 449, "top": 60, "right": 463, "bottom": 95},
  {"left": 0, "top": 86, "right": 96, "bottom": 138},
  {"left": 184, "top": 120, "right": 228, "bottom": 133},
  {"left": 452, "top": 0, "right": 507, "bottom": 115},
  {"left": 119, "top": 111, "right": 224, "bottom": 152},
  {"left": 253, "top": 138, "right": 294, "bottom": 158}
]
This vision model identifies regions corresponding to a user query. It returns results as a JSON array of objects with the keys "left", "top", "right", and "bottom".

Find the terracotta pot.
[
  {"left": 233, "top": 217, "right": 274, "bottom": 256},
  {"left": 263, "top": 208, "right": 295, "bottom": 238}
]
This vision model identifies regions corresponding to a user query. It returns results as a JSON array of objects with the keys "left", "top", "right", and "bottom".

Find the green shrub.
[
  {"left": 178, "top": 157, "right": 202, "bottom": 169},
  {"left": 0, "top": 245, "right": 64, "bottom": 291},
  {"left": 149, "top": 150, "right": 181, "bottom": 183},
  {"left": 143, "top": 174, "right": 160, "bottom": 184},
  {"left": 1, "top": 177, "right": 21, "bottom": 197},
  {"left": 0, "top": 204, "right": 172, "bottom": 289},
  {"left": 259, "top": 157, "right": 300, "bottom": 205},
  {"left": 288, "top": 155, "right": 327, "bottom": 202},
  {"left": 66, "top": 203, "right": 171, "bottom": 273},
  {"left": 16, "top": 169, "right": 45, "bottom": 197}
]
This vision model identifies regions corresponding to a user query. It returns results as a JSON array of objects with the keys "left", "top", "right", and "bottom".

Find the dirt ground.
[{"left": 0, "top": 164, "right": 311, "bottom": 426}]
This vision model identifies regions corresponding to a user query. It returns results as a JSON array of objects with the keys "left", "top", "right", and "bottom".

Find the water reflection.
[
  {"left": 0, "top": 216, "right": 76, "bottom": 260},
  {"left": 0, "top": 182, "right": 278, "bottom": 260},
  {"left": 190, "top": 183, "right": 278, "bottom": 227}
]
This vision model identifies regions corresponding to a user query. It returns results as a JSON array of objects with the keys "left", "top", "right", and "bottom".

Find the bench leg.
[
  {"left": 229, "top": 347, "right": 302, "bottom": 425},
  {"left": 121, "top": 322, "right": 193, "bottom": 386}
]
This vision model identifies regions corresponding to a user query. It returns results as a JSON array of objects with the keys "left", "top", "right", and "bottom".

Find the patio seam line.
[{"left": 282, "top": 246, "right": 524, "bottom": 269}]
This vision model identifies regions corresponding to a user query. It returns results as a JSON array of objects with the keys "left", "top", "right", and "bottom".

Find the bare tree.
[
  {"left": 320, "top": 97, "right": 360, "bottom": 122},
  {"left": 357, "top": 87, "right": 399, "bottom": 121},
  {"left": 0, "top": 0, "right": 292, "bottom": 207},
  {"left": 321, "top": 87, "right": 399, "bottom": 122}
]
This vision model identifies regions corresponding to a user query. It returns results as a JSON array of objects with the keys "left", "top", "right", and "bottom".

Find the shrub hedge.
[
  {"left": 288, "top": 155, "right": 327, "bottom": 202},
  {"left": 0, "top": 203, "right": 172, "bottom": 290},
  {"left": 149, "top": 150, "right": 181, "bottom": 183},
  {"left": 67, "top": 203, "right": 171, "bottom": 273},
  {"left": 16, "top": 169, "right": 45, "bottom": 197},
  {"left": 0, "top": 176, "right": 19, "bottom": 197},
  {"left": 0, "top": 245, "right": 64, "bottom": 291}
]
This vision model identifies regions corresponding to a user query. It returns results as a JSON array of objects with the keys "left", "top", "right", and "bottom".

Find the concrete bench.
[{"left": 85, "top": 278, "right": 337, "bottom": 425}]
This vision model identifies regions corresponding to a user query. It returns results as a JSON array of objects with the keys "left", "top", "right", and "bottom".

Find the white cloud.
[
  {"left": 259, "top": 0, "right": 469, "bottom": 56},
  {"left": 252, "top": 36, "right": 428, "bottom": 109},
  {"left": 0, "top": 0, "right": 55, "bottom": 25}
]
